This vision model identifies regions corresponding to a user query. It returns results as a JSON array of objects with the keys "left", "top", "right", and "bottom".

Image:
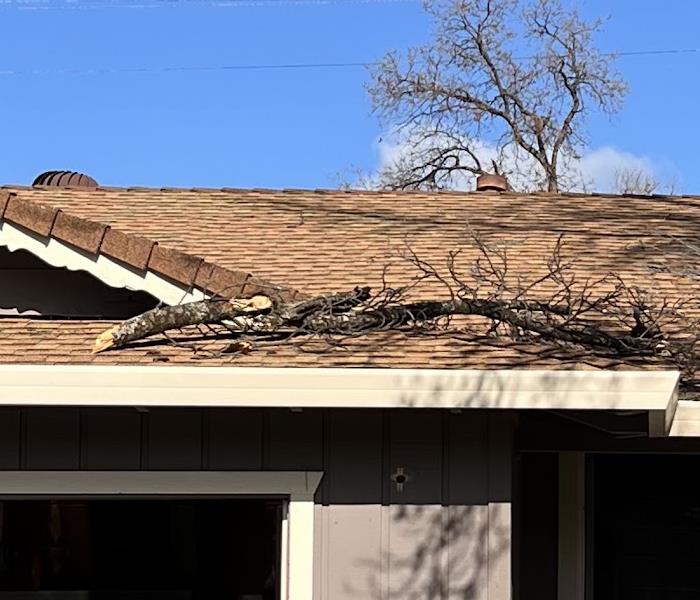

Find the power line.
[
  {"left": 0, "top": 61, "right": 378, "bottom": 76},
  {"left": 0, "top": 48, "right": 697, "bottom": 77},
  {"left": 616, "top": 48, "right": 699, "bottom": 57},
  {"left": 1, "top": 0, "right": 415, "bottom": 8}
]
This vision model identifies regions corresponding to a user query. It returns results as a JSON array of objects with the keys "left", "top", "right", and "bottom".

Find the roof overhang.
[
  {"left": 0, "top": 220, "right": 205, "bottom": 305},
  {"left": 0, "top": 365, "right": 681, "bottom": 437},
  {"left": 0, "top": 194, "right": 296, "bottom": 305}
]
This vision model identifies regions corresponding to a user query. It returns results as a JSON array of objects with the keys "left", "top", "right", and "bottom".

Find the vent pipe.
[{"left": 476, "top": 173, "right": 508, "bottom": 192}]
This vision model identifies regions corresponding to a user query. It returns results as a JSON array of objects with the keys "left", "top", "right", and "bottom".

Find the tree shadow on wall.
[{"left": 347, "top": 502, "right": 511, "bottom": 600}]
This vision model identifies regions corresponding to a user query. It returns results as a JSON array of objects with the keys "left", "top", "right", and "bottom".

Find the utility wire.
[
  {"left": 0, "top": 48, "right": 697, "bottom": 77},
  {"left": 1, "top": 0, "right": 415, "bottom": 8},
  {"left": 0, "top": 61, "right": 378, "bottom": 76},
  {"left": 616, "top": 48, "right": 699, "bottom": 57}
]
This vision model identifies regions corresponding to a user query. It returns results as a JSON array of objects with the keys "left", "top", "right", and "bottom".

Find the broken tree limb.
[
  {"left": 303, "top": 298, "right": 659, "bottom": 354},
  {"left": 86, "top": 232, "right": 700, "bottom": 390},
  {"left": 276, "top": 286, "right": 372, "bottom": 322},
  {"left": 93, "top": 285, "right": 660, "bottom": 358},
  {"left": 93, "top": 288, "right": 372, "bottom": 353},
  {"left": 93, "top": 295, "right": 273, "bottom": 353}
]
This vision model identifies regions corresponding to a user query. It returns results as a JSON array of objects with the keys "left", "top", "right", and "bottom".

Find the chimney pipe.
[{"left": 476, "top": 173, "right": 508, "bottom": 192}]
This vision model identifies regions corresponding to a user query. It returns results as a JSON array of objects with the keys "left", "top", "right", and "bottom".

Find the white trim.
[
  {"left": 668, "top": 400, "right": 700, "bottom": 436},
  {"left": 287, "top": 494, "right": 316, "bottom": 600},
  {"left": 280, "top": 502, "right": 290, "bottom": 600},
  {"left": 0, "top": 365, "right": 680, "bottom": 436},
  {"left": 488, "top": 502, "right": 512, "bottom": 600},
  {"left": 0, "top": 470, "right": 323, "bottom": 600},
  {"left": 0, "top": 220, "right": 206, "bottom": 305},
  {"left": 0, "top": 470, "right": 323, "bottom": 496}
]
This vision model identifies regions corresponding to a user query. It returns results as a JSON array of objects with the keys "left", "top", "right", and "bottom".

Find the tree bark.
[
  {"left": 93, "top": 295, "right": 273, "bottom": 353},
  {"left": 93, "top": 286, "right": 656, "bottom": 357},
  {"left": 93, "top": 288, "right": 371, "bottom": 353}
]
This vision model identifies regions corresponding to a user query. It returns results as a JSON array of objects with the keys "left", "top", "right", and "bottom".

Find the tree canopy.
[{"left": 367, "top": 0, "right": 627, "bottom": 192}]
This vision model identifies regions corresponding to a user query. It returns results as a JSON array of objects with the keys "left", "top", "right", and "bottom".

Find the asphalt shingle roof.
[{"left": 2, "top": 185, "right": 699, "bottom": 367}]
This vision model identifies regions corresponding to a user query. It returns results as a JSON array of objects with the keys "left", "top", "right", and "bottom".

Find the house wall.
[
  {"left": 0, "top": 406, "right": 514, "bottom": 600},
  {"left": 0, "top": 246, "right": 157, "bottom": 317}
]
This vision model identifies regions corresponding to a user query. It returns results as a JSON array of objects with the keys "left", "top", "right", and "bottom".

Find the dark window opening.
[
  {"left": 0, "top": 499, "right": 281, "bottom": 600},
  {"left": 0, "top": 247, "right": 158, "bottom": 319}
]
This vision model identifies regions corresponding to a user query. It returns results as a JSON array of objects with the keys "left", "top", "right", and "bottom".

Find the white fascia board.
[
  {"left": 0, "top": 365, "right": 680, "bottom": 435},
  {"left": 668, "top": 400, "right": 700, "bottom": 437},
  {"left": 0, "top": 221, "right": 206, "bottom": 305},
  {"left": 0, "top": 470, "right": 323, "bottom": 497}
]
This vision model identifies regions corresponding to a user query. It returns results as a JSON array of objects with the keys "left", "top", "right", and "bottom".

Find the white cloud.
[
  {"left": 576, "top": 146, "right": 658, "bottom": 193},
  {"left": 374, "top": 135, "right": 676, "bottom": 194}
]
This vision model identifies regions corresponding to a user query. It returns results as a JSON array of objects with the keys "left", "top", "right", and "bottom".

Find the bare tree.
[
  {"left": 367, "top": 0, "right": 627, "bottom": 192},
  {"left": 614, "top": 166, "right": 680, "bottom": 196}
]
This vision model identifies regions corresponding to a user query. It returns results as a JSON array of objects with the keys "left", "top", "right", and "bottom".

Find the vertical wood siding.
[{"left": 0, "top": 406, "right": 514, "bottom": 600}]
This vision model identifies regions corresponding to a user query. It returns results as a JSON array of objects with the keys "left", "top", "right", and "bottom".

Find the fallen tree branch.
[
  {"left": 93, "top": 295, "right": 273, "bottom": 353},
  {"left": 94, "top": 288, "right": 371, "bottom": 353},
  {"left": 94, "top": 289, "right": 661, "bottom": 357},
  {"left": 299, "top": 296, "right": 661, "bottom": 355},
  {"left": 91, "top": 234, "right": 696, "bottom": 386}
]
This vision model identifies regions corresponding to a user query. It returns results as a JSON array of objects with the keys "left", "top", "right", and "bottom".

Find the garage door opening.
[{"left": 0, "top": 499, "right": 282, "bottom": 600}]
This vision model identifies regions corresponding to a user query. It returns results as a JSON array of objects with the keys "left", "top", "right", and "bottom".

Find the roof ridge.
[
  {"left": 3, "top": 184, "right": 698, "bottom": 201},
  {"left": 0, "top": 190, "right": 301, "bottom": 302}
]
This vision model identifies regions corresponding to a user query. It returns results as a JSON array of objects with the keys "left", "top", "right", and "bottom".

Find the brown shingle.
[
  {"left": 51, "top": 212, "right": 107, "bottom": 254},
  {"left": 3, "top": 196, "right": 58, "bottom": 236},
  {"left": 0, "top": 318, "right": 670, "bottom": 371},
  {"left": 194, "top": 262, "right": 250, "bottom": 297},
  {"left": 100, "top": 228, "right": 154, "bottom": 271},
  {"left": 9, "top": 185, "right": 691, "bottom": 298},
  {"left": 0, "top": 191, "right": 10, "bottom": 218},
  {"left": 148, "top": 245, "right": 203, "bottom": 286}
]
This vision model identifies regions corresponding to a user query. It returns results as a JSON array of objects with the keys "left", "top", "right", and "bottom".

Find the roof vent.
[
  {"left": 476, "top": 173, "right": 508, "bottom": 192},
  {"left": 32, "top": 170, "right": 98, "bottom": 188}
]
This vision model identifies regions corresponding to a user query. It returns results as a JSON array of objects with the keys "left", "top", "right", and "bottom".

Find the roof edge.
[{"left": 0, "top": 365, "right": 681, "bottom": 435}]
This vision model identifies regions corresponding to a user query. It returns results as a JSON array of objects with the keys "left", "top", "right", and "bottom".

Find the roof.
[
  {"left": 0, "top": 189, "right": 298, "bottom": 301},
  {"left": 0, "top": 318, "right": 668, "bottom": 369},
  {"left": 2, "top": 184, "right": 700, "bottom": 368}
]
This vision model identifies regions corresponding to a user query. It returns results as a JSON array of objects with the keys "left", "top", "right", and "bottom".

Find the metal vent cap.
[{"left": 33, "top": 170, "right": 98, "bottom": 188}]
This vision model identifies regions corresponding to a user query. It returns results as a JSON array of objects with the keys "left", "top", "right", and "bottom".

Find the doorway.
[
  {"left": 589, "top": 454, "right": 700, "bottom": 599},
  {"left": 0, "top": 499, "right": 281, "bottom": 600}
]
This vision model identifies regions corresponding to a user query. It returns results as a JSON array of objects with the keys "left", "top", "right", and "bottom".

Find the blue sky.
[{"left": 0, "top": 0, "right": 698, "bottom": 191}]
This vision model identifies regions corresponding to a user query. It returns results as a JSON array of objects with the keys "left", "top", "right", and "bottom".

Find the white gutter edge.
[
  {"left": 668, "top": 399, "right": 700, "bottom": 437},
  {"left": 0, "top": 365, "right": 680, "bottom": 436}
]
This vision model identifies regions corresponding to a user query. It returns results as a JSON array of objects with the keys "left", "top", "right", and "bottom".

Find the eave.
[{"left": 0, "top": 365, "right": 680, "bottom": 437}]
